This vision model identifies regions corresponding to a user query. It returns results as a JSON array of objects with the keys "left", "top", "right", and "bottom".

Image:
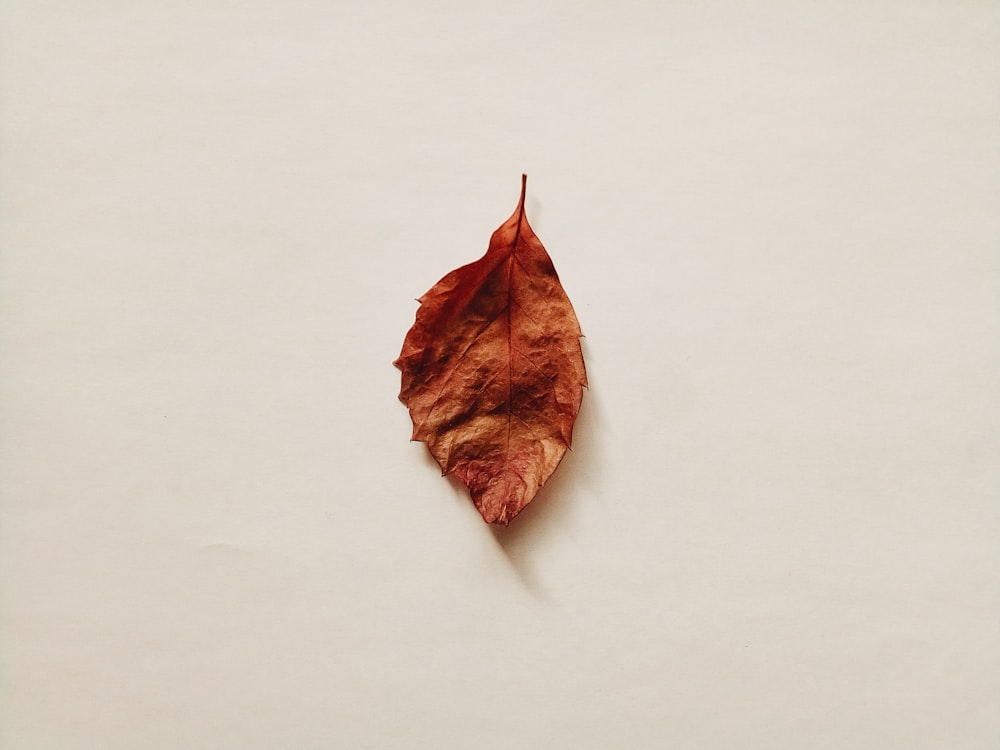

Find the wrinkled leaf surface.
[{"left": 395, "top": 176, "right": 587, "bottom": 524}]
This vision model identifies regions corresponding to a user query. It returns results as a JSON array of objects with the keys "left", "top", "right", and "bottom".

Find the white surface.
[{"left": 2, "top": 1, "right": 998, "bottom": 747}]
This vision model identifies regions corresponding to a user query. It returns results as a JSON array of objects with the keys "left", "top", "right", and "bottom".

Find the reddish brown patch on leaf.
[{"left": 394, "top": 175, "right": 587, "bottom": 525}]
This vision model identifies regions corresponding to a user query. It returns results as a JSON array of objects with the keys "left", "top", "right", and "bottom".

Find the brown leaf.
[{"left": 394, "top": 175, "right": 587, "bottom": 525}]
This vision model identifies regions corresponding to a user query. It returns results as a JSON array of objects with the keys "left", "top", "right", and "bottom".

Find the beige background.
[{"left": 2, "top": 1, "right": 998, "bottom": 747}]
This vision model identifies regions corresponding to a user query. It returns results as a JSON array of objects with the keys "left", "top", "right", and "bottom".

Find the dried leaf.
[{"left": 395, "top": 175, "right": 587, "bottom": 525}]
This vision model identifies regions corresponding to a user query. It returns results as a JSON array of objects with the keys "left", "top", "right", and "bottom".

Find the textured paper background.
[{"left": 2, "top": 2, "right": 998, "bottom": 747}]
